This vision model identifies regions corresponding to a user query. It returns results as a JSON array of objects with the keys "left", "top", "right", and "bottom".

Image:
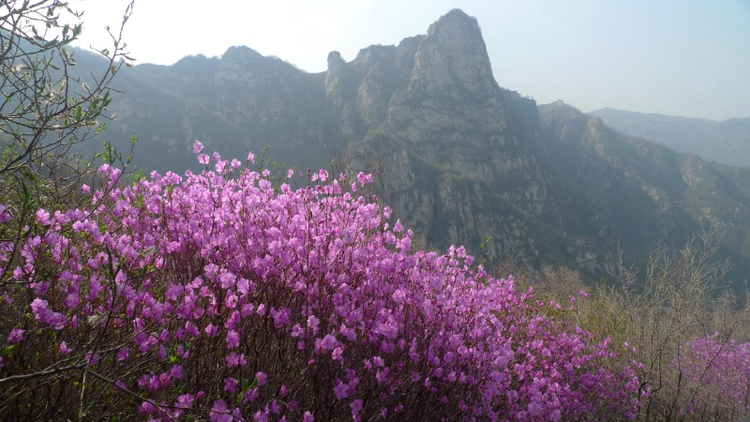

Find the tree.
[
  {"left": 0, "top": 0, "right": 135, "bottom": 204},
  {"left": 0, "top": 5, "right": 136, "bottom": 417}
]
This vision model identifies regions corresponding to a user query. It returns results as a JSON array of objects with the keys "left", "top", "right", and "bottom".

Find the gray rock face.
[
  {"left": 409, "top": 9, "right": 498, "bottom": 99},
  {"left": 343, "top": 10, "right": 562, "bottom": 264},
  {"left": 325, "top": 51, "right": 350, "bottom": 110}
]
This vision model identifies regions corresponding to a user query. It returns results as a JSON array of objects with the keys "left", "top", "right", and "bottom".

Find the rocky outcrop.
[
  {"left": 345, "top": 10, "right": 567, "bottom": 264},
  {"left": 408, "top": 9, "right": 498, "bottom": 99},
  {"left": 325, "top": 51, "right": 351, "bottom": 109}
]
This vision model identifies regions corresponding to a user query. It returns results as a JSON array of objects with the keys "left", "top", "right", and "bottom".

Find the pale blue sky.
[{"left": 75, "top": 0, "right": 750, "bottom": 120}]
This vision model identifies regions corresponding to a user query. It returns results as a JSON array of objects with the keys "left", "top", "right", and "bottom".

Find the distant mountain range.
[
  {"left": 71, "top": 9, "right": 750, "bottom": 289},
  {"left": 589, "top": 108, "right": 750, "bottom": 168}
]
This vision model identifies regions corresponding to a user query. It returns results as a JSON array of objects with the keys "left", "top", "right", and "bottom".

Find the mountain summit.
[
  {"left": 95, "top": 9, "right": 750, "bottom": 286},
  {"left": 410, "top": 9, "right": 497, "bottom": 98}
]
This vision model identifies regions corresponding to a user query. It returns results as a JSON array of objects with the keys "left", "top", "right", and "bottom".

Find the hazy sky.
[{"left": 73, "top": 0, "right": 750, "bottom": 120}]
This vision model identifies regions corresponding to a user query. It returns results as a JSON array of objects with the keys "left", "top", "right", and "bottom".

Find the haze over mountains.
[
  {"left": 77, "top": 9, "right": 750, "bottom": 288},
  {"left": 589, "top": 108, "right": 750, "bottom": 168}
]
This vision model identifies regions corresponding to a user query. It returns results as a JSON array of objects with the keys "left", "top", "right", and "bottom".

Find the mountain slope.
[
  {"left": 589, "top": 108, "right": 750, "bottom": 168},
  {"left": 74, "top": 10, "right": 750, "bottom": 288},
  {"left": 541, "top": 102, "right": 750, "bottom": 280}
]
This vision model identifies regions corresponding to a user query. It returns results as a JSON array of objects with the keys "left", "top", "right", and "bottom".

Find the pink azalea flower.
[{"left": 7, "top": 328, "right": 25, "bottom": 344}]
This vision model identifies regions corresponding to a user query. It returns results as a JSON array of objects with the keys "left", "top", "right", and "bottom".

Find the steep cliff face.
[
  {"left": 92, "top": 9, "right": 750, "bottom": 285},
  {"left": 347, "top": 10, "right": 571, "bottom": 263},
  {"left": 324, "top": 38, "right": 420, "bottom": 139},
  {"left": 408, "top": 10, "right": 497, "bottom": 100}
]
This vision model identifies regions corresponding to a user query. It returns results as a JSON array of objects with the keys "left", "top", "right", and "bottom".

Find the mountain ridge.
[
  {"left": 590, "top": 106, "right": 749, "bottom": 124},
  {"left": 589, "top": 107, "right": 750, "bottom": 168},
  {"left": 72, "top": 9, "right": 750, "bottom": 290}
]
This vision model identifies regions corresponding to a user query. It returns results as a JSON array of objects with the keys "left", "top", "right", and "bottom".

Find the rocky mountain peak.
[
  {"left": 542, "top": 99, "right": 581, "bottom": 113},
  {"left": 326, "top": 50, "right": 346, "bottom": 69},
  {"left": 222, "top": 45, "right": 263, "bottom": 61},
  {"left": 353, "top": 45, "right": 396, "bottom": 70},
  {"left": 408, "top": 9, "right": 497, "bottom": 98},
  {"left": 325, "top": 51, "right": 351, "bottom": 109}
]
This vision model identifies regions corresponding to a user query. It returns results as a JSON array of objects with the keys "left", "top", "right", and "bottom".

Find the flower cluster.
[{"left": 0, "top": 142, "right": 640, "bottom": 420}]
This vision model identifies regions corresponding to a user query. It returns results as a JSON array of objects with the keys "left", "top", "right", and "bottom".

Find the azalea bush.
[
  {"left": 663, "top": 335, "right": 750, "bottom": 421},
  {"left": 535, "top": 237, "right": 750, "bottom": 422},
  {"left": 0, "top": 144, "right": 640, "bottom": 420}
]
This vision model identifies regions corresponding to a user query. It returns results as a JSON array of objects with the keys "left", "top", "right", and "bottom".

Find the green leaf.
[
  {"left": 1, "top": 344, "right": 18, "bottom": 357},
  {"left": 237, "top": 379, "right": 253, "bottom": 405}
]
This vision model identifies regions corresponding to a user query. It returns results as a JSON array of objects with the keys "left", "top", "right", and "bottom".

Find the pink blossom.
[
  {"left": 7, "top": 328, "right": 25, "bottom": 344},
  {"left": 36, "top": 209, "right": 51, "bottom": 226},
  {"left": 226, "top": 330, "right": 240, "bottom": 348},
  {"left": 116, "top": 348, "right": 129, "bottom": 361},
  {"left": 224, "top": 377, "right": 239, "bottom": 393},
  {"left": 321, "top": 334, "right": 337, "bottom": 351},
  {"left": 350, "top": 399, "right": 363, "bottom": 417},
  {"left": 85, "top": 352, "right": 99, "bottom": 366},
  {"left": 205, "top": 323, "right": 218, "bottom": 337},
  {"left": 139, "top": 401, "right": 158, "bottom": 415},
  {"left": 170, "top": 365, "right": 184, "bottom": 379},
  {"left": 333, "top": 380, "right": 349, "bottom": 400},
  {"left": 332, "top": 346, "right": 344, "bottom": 362},
  {"left": 209, "top": 400, "right": 231, "bottom": 422},
  {"left": 307, "top": 315, "right": 320, "bottom": 333},
  {"left": 0, "top": 204, "right": 12, "bottom": 223}
]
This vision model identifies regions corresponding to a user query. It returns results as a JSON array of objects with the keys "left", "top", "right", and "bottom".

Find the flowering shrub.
[
  {"left": 662, "top": 335, "right": 750, "bottom": 420},
  {"left": 0, "top": 143, "right": 640, "bottom": 420}
]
